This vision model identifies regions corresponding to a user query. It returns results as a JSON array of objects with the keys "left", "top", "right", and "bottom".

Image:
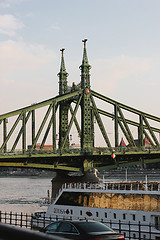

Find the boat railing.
[
  {"left": 60, "top": 181, "right": 160, "bottom": 192},
  {"left": 52, "top": 181, "right": 160, "bottom": 203}
]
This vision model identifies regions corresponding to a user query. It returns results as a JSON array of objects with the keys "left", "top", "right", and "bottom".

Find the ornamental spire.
[
  {"left": 59, "top": 48, "right": 67, "bottom": 74},
  {"left": 81, "top": 39, "right": 90, "bottom": 67},
  {"left": 58, "top": 48, "right": 68, "bottom": 95},
  {"left": 80, "top": 39, "right": 91, "bottom": 89}
]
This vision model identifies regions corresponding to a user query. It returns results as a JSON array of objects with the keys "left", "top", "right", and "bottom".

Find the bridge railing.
[{"left": 0, "top": 146, "right": 160, "bottom": 156}]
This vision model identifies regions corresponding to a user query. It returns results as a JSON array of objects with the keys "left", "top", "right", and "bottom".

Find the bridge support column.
[
  {"left": 32, "top": 110, "right": 35, "bottom": 147},
  {"left": 58, "top": 48, "right": 70, "bottom": 153},
  {"left": 51, "top": 169, "right": 101, "bottom": 200},
  {"left": 138, "top": 115, "right": 143, "bottom": 148},
  {"left": 3, "top": 119, "right": 7, "bottom": 153},
  {"left": 52, "top": 103, "right": 56, "bottom": 152},
  {"left": 59, "top": 103, "right": 70, "bottom": 152},
  {"left": 114, "top": 105, "right": 119, "bottom": 148},
  {"left": 22, "top": 112, "right": 26, "bottom": 154},
  {"left": 80, "top": 39, "right": 94, "bottom": 154}
]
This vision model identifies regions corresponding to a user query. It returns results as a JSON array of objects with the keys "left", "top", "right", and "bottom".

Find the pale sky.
[{"left": 0, "top": 0, "right": 160, "bottom": 147}]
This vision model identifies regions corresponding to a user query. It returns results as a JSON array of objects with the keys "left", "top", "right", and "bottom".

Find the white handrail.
[{"left": 60, "top": 181, "right": 160, "bottom": 192}]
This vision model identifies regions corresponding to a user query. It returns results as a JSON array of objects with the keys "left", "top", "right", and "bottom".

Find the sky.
[{"left": 0, "top": 0, "right": 160, "bottom": 147}]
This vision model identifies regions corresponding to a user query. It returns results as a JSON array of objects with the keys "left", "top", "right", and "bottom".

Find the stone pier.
[{"left": 51, "top": 169, "right": 101, "bottom": 200}]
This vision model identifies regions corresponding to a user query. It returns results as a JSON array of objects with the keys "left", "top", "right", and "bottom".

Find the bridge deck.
[{"left": 0, "top": 150, "right": 160, "bottom": 171}]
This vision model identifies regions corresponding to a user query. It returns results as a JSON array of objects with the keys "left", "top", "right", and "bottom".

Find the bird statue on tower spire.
[{"left": 81, "top": 39, "right": 90, "bottom": 67}]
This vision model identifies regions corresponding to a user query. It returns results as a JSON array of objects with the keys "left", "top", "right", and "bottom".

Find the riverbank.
[
  {"left": 1, "top": 166, "right": 160, "bottom": 182},
  {"left": 0, "top": 167, "right": 56, "bottom": 177}
]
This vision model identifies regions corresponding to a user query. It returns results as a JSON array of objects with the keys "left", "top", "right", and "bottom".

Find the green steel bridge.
[{"left": 1, "top": 39, "right": 160, "bottom": 172}]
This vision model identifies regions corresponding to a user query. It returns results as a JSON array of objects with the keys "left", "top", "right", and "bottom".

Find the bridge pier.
[{"left": 51, "top": 169, "right": 102, "bottom": 200}]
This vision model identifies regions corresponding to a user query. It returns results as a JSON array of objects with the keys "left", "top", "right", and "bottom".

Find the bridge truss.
[
  {"left": 0, "top": 88, "right": 160, "bottom": 154},
  {"left": 0, "top": 40, "right": 160, "bottom": 170}
]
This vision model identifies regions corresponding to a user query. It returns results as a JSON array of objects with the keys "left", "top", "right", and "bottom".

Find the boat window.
[
  {"left": 105, "top": 212, "right": 107, "bottom": 218},
  {"left": 80, "top": 210, "right": 82, "bottom": 215},
  {"left": 96, "top": 212, "right": 98, "bottom": 217},
  {"left": 132, "top": 214, "right": 135, "bottom": 221},
  {"left": 133, "top": 233, "right": 136, "bottom": 239},
  {"left": 55, "top": 191, "right": 160, "bottom": 212},
  {"left": 143, "top": 215, "right": 146, "bottom": 221},
  {"left": 114, "top": 213, "right": 116, "bottom": 219},
  {"left": 155, "top": 216, "right": 160, "bottom": 230},
  {"left": 55, "top": 192, "right": 90, "bottom": 206},
  {"left": 155, "top": 216, "right": 158, "bottom": 226},
  {"left": 71, "top": 209, "right": 73, "bottom": 214},
  {"left": 123, "top": 214, "right": 126, "bottom": 220}
]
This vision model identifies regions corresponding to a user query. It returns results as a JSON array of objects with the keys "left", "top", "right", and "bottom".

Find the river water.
[{"left": 0, "top": 177, "right": 52, "bottom": 214}]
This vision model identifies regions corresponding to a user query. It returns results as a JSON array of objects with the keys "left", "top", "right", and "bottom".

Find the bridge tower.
[
  {"left": 80, "top": 39, "right": 94, "bottom": 154},
  {"left": 58, "top": 49, "right": 70, "bottom": 151}
]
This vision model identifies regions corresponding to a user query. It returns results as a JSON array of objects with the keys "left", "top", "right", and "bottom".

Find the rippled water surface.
[{"left": 0, "top": 177, "right": 52, "bottom": 213}]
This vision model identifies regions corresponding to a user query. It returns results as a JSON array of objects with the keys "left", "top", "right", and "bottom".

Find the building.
[
  {"left": 119, "top": 137, "right": 151, "bottom": 148},
  {"left": 28, "top": 145, "right": 53, "bottom": 151}
]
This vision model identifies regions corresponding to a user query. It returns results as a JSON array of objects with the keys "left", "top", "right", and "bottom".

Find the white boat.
[{"left": 34, "top": 179, "right": 160, "bottom": 239}]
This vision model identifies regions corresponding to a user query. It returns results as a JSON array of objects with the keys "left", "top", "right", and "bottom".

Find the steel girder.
[
  {"left": 97, "top": 108, "right": 160, "bottom": 133},
  {"left": 3, "top": 119, "right": 7, "bottom": 152},
  {"left": 69, "top": 105, "right": 81, "bottom": 138},
  {"left": 60, "top": 95, "right": 82, "bottom": 152},
  {"left": 11, "top": 111, "right": 31, "bottom": 153},
  {"left": 90, "top": 95, "right": 111, "bottom": 148},
  {"left": 117, "top": 106, "right": 136, "bottom": 147},
  {"left": 91, "top": 90, "right": 160, "bottom": 122},
  {"left": 138, "top": 115, "right": 143, "bottom": 147},
  {"left": 114, "top": 105, "right": 119, "bottom": 147},
  {"left": 0, "top": 90, "right": 82, "bottom": 120},
  {"left": 39, "top": 102, "right": 57, "bottom": 151},
  {"left": 0, "top": 91, "right": 82, "bottom": 154},
  {"left": 59, "top": 101, "right": 70, "bottom": 150},
  {"left": 0, "top": 112, "right": 24, "bottom": 153},
  {"left": 142, "top": 115, "right": 159, "bottom": 146},
  {"left": 92, "top": 90, "right": 160, "bottom": 148},
  {"left": 0, "top": 89, "right": 160, "bottom": 154},
  {"left": 30, "top": 103, "right": 54, "bottom": 152}
]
